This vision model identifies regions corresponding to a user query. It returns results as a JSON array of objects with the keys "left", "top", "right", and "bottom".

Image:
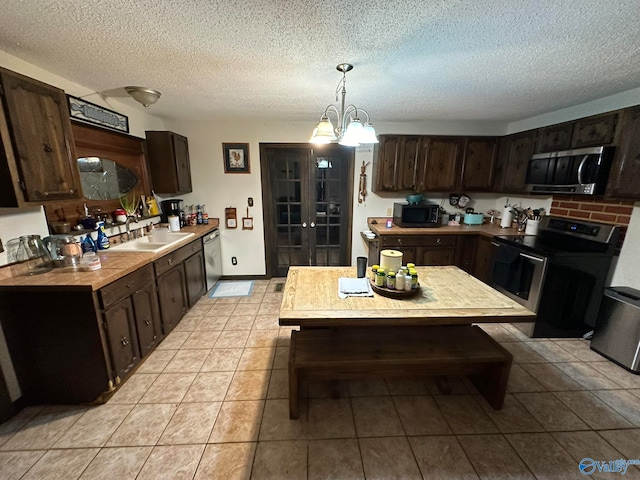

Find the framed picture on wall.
[{"left": 223, "top": 143, "right": 250, "bottom": 173}]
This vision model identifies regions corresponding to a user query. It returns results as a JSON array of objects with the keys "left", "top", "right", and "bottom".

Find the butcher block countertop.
[
  {"left": 0, "top": 220, "right": 219, "bottom": 291},
  {"left": 280, "top": 266, "right": 535, "bottom": 327},
  {"left": 367, "top": 217, "right": 524, "bottom": 237}
]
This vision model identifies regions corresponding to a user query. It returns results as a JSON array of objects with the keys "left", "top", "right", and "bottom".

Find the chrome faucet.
[{"left": 124, "top": 215, "right": 138, "bottom": 242}]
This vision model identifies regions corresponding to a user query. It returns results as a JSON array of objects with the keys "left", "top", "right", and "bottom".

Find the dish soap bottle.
[
  {"left": 81, "top": 234, "right": 97, "bottom": 254},
  {"left": 96, "top": 222, "right": 110, "bottom": 250}
]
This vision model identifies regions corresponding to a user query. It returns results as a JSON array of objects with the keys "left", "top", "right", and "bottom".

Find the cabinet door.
[
  {"left": 156, "top": 265, "right": 188, "bottom": 334},
  {"left": 373, "top": 135, "right": 400, "bottom": 191},
  {"left": 536, "top": 122, "right": 574, "bottom": 153},
  {"left": 398, "top": 136, "right": 421, "bottom": 191},
  {"left": 103, "top": 298, "right": 140, "bottom": 382},
  {"left": 454, "top": 235, "right": 477, "bottom": 273},
  {"left": 606, "top": 106, "right": 640, "bottom": 198},
  {"left": 495, "top": 130, "right": 537, "bottom": 193},
  {"left": 131, "top": 283, "right": 162, "bottom": 357},
  {"left": 461, "top": 138, "right": 498, "bottom": 191},
  {"left": 184, "top": 250, "right": 206, "bottom": 307},
  {"left": 472, "top": 235, "right": 495, "bottom": 284},
  {"left": 571, "top": 112, "right": 618, "bottom": 149},
  {"left": 415, "top": 246, "right": 456, "bottom": 266},
  {"left": 172, "top": 133, "right": 193, "bottom": 194},
  {"left": 420, "top": 137, "right": 464, "bottom": 191},
  {"left": 0, "top": 69, "right": 80, "bottom": 202}
]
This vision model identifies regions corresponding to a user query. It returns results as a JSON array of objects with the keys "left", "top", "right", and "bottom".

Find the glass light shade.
[
  {"left": 125, "top": 86, "right": 161, "bottom": 108},
  {"left": 360, "top": 122, "right": 379, "bottom": 144},
  {"left": 339, "top": 118, "right": 363, "bottom": 146},
  {"left": 310, "top": 116, "right": 337, "bottom": 144}
]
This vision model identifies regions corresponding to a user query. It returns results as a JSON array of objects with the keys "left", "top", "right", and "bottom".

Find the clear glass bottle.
[
  {"left": 196, "top": 204, "right": 203, "bottom": 224},
  {"left": 202, "top": 204, "right": 209, "bottom": 224}
]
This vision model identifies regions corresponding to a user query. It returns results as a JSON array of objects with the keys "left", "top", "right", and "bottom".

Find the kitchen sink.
[{"left": 109, "top": 231, "right": 195, "bottom": 253}]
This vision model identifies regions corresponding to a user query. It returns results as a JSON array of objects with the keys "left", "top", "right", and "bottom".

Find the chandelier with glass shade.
[{"left": 310, "top": 63, "right": 378, "bottom": 147}]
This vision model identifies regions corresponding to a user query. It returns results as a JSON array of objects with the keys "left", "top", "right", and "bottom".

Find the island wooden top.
[
  {"left": 279, "top": 266, "right": 535, "bottom": 327},
  {"left": 0, "top": 220, "right": 219, "bottom": 291}
]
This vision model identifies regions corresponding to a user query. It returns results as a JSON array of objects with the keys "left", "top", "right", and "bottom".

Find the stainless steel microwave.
[
  {"left": 524, "top": 146, "right": 614, "bottom": 195},
  {"left": 392, "top": 202, "right": 440, "bottom": 228}
]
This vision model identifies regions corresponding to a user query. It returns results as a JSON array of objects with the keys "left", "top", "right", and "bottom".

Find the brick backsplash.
[{"left": 549, "top": 195, "right": 632, "bottom": 252}]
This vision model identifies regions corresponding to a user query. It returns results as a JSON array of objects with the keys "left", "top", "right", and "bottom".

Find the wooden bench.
[{"left": 288, "top": 325, "right": 513, "bottom": 419}]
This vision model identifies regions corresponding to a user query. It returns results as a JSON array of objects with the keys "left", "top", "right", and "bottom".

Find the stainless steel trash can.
[{"left": 591, "top": 287, "right": 640, "bottom": 374}]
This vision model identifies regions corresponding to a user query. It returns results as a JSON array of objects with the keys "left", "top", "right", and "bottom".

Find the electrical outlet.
[
  {"left": 248, "top": 197, "right": 254, "bottom": 207},
  {"left": 386, "top": 208, "right": 392, "bottom": 216},
  {"left": 231, "top": 256, "right": 237, "bottom": 265}
]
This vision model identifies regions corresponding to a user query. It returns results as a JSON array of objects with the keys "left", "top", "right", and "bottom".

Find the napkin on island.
[{"left": 338, "top": 277, "right": 374, "bottom": 299}]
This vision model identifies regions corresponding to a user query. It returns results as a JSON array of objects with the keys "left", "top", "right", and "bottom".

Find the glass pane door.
[{"left": 310, "top": 147, "right": 352, "bottom": 266}]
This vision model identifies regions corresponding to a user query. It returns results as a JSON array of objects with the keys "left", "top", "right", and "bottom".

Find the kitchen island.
[{"left": 280, "top": 266, "right": 535, "bottom": 418}]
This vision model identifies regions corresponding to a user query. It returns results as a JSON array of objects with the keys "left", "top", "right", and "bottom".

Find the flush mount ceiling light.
[
  {"left": 310, "top": 63, "right": 378, "bottom": 147},
  {"left": 125, "top": 86, "right": 161, "bottom": 108}
]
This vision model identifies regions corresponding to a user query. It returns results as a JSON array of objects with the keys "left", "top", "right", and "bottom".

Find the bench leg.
[
  {"left": 288, "top": 366, "right": 299, "bottom": 419},
  {"left": 469, "top": 359, "right": 512, "bottom": 410}
]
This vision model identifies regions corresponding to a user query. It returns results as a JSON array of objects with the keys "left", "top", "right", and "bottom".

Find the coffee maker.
[{"left": 160, "top": 199, "right": 183, "bottom": 223}]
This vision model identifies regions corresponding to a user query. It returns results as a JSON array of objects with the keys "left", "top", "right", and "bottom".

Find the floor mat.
[{"left": 209, "top": 280, "right": 254, "bottom": 298}]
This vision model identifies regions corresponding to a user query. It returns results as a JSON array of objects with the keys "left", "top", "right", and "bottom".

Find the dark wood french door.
[{"left": 260, "top": 143, "right": 354, "bottom": 277}]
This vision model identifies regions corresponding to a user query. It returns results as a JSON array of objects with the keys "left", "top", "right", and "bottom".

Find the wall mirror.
[{"left": 77, "top": 156, "right": 138, "bottom": 200}]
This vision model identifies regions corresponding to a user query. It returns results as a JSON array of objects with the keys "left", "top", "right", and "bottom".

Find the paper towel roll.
[
  {"left": 500, "top": 207, "right": 514, "bottom": 228},
  {"left": 380, "top": 249, "right": 403, "bottom": 273}
]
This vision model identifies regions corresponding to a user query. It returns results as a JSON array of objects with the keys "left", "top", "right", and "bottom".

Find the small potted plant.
[{"left": 119, "top": 192, "right": 140, "bottom": 217}]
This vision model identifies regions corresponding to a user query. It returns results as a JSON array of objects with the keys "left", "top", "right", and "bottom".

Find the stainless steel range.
[{"left": 490, "top": 216, "right": 619, "bottom": 338}]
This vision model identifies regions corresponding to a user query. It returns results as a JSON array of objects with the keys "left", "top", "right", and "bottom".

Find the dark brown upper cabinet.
[
  {"left": 535, "top": 122, "right": 574, "bottom": 153},
  {"left": 0, "top": 67, "right": 81, "bottom": 205},
  {"left": 373, "top": 135, "right": 421, "bottom": 191},
  {"left": 145, "top": 130, "right": 192, "bottom": 195},
  {"left": 419, "top": 136, "right": 464, "bottom": 191},
  {"left": 571, "top": 112, "right": 618, "bottom": 149},
  {"left": 460, "top": 137, "right": 498, "bottom": 191},
  {"left": 606, "top": 106, "right": 640, "bottom": 199},
  {"left": 494, "top": 129, "right": 538, "bottom": 193}
]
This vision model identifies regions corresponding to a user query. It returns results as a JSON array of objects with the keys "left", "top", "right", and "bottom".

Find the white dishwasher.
[{"left": 203, "top": 228, "right": 222, "bottom": 291}]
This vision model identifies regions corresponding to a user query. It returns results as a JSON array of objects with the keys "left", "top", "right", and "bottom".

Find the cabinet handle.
[
  {"left": 43, "top": 143, "right": 53, "bottom": 153},
  {"left": 168, "top": 259, "right": 173, "bottom": 266},
  {"left": 126, "top": 281, "right": 135, "bottom": 288},
  {"left": 171, "top": 296, "right": 176, "bottom": 303},
  {"left": 302, "top": 222, "right": 307, "bottom": 228},
  {"left": 144, "top": 318, "right": 151, "bottom": 325},
  {"left": 42, "top": 189, "right": 75, "bottom": 196},
  {"left": 310, "top": 222, "right": 316, "bottom": 228},
  {"left": 436, "top": 238, "right": 441, "bottom": 244},
  {"left": 192, "top": 245, "right": 198, "bottom": 251},
  {"left": 120, "top": 337, "right": 129, "bottom": 346},
  {"left": 396, "top": 238, "right": 402, "bottom": 245}
]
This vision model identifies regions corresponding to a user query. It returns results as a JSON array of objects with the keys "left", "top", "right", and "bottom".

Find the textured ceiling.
[{"left": 1, "top": 1, "right": 639, "bottom": 124}]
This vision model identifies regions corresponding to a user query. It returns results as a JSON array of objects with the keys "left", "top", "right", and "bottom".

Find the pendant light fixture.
[
  {"left": 310, "top": 63, "right": 378, "bottom": 147},
  {"left": 125, "top": 86, "right": 162, "bottom": 108}
]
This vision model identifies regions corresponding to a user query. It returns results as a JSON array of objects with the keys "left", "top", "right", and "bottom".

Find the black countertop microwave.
[
  {"left": 393, "top": 202, "right": 440, "bottom": 228},
  {"left": 524, "top": 146, "right": 614, "bottom": 195}
]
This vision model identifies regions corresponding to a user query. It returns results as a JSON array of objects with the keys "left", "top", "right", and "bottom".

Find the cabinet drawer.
[
  {"left": 380, "top": 235, "right": 456, "bottom": 248},
  {"left": 100, "top": 264, "right": 154, "bottom": 309},
  {"left": 154, "top": 239, "right": 203, "bottom": 276}
]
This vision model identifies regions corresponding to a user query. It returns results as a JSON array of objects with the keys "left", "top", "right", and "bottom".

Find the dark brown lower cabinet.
[
  {"left": 455, "top": 236, "right": 477, "bottom": 273},
  {"left": 131, "top": 283, "right": 163, "bottom": 356},
  {"left": 184, "top": 245, "right": 207, "bottom": 307},
  {"left": 157, "top": 266, "right": 188, "bottom": 334},
  {"left": 0, "top": 237, "right": 207, "bottom": 410},
  {"left": 472, "top": 235, "right": 495, "bottom": 283},
  {"left": 103, "top": 297, "right": 140, "bottom": 383}
]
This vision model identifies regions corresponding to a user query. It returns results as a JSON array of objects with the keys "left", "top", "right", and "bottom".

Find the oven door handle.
[
  {"left": 491, "top": 241, "right": 500, "bottom": 247},
  {"left": 519, "top": 252, "right": 545, "bottom": 263}
]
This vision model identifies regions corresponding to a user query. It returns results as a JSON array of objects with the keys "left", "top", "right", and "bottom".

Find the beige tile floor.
[{"left": 2, "top": 277, "right": 640, "bottom": 479}]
